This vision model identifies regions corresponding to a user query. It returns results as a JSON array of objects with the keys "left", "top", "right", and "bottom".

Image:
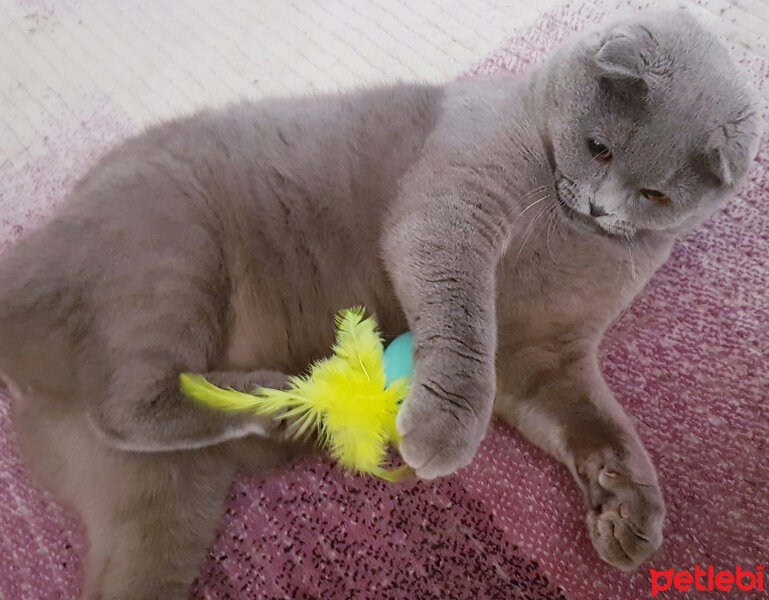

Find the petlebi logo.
[{"left": 650, "top": 565, "right": 764, "bottom": 596}]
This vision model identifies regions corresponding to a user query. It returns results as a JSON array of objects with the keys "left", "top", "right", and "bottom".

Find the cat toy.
[{"left": 179, "top": 308, "right": 415, "bottom": 482}]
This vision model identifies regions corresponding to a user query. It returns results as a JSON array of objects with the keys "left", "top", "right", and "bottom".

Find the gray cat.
[{"left": 0, "top": 9, "right": 760, "bottom": 599}]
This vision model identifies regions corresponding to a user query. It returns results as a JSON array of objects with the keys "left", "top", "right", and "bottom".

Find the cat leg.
[
  {"left": 74, "top": 215, "right": 299, "bottom": 453},
  {"left": 79, "top": 450, "right": 234, "bottom": 600},
  {"left": 1, "top": 217, "right": 292, "bottom": 453},
  {"left": 85, "top": 360, "right": 294, "bottom": 452},
  {"left": 99, "top": 364, "right": 309, "bottom": 469},
  {"left": 383, "top": 195, "right": 502, "bottom": 478},
  {"left": 14, "top": 396, "right": 292, "bottom": 600},
  {"left": 494, "top": 340, "right": 665, "bottom": 571},
  {"left": 14, "top": 400, "right": 234, "bottom": 600}
]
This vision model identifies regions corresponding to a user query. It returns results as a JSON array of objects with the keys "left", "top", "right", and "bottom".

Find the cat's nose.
[{"left": 589, "top": 202, "right": 608, "bottom": 217}]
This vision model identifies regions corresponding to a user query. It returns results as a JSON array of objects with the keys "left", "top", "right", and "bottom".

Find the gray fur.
[{"left": 0, "top": 10, "right": 760, "bottom": 598}]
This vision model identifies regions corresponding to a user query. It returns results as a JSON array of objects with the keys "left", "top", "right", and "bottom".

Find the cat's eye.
[
  {"left": 587, "top": 139, "right": 612, "bottom": 161},
  {"left": 640, "top": 189, "right": 671, "bottom": 204}
]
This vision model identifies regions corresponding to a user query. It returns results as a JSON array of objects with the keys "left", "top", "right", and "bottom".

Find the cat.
[{"left": 0, "top": 9, "right": 761, "bottom": 599}]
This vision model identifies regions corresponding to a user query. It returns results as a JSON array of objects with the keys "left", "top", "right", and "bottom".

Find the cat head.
[{"left": 539, "top": 10, "right": 763, "bottom": 238}]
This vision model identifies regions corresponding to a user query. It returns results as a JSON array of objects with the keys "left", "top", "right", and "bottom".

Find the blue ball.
[{"left": 383, "top": 332, "right": 413, "bottom": 387}]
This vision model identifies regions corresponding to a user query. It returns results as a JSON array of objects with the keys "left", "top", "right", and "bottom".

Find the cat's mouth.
[
  {"left": 555, "top": 194, "right": 613, "bottom": 237},
  {"left": 557, "top": 199, "right": 636, "bottom": 238},
  {"left": 553, "top": 177, "right": 635, "bottom": 239}
]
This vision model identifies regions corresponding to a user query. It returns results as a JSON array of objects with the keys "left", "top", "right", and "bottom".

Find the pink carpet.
[{"left": 1, "top": 1, "right": 767, "bottom": 599}]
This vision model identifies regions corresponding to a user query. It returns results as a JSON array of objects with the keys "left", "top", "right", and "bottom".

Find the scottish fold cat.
[{"left": 0, "top": 9, "right": 760, "bottom": 599}]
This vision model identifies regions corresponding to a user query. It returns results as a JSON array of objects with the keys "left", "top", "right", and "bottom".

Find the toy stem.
[{"left": 372, "top": 465, "right": 416, "bottom": 482}]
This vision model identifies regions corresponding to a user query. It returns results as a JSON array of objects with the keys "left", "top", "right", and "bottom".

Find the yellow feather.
[
  {"left": 180, "top": 308, "right": 411, "bottom": 480},
  {"left": 179, "top": 374, "right": 265, "bottom": 412}
]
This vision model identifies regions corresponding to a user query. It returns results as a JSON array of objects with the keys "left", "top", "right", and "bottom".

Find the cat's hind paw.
[{"left": 584, "top": 463, "right": 665, "bottom": 571}]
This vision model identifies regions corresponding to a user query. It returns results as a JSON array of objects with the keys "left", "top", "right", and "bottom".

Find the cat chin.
[
  {"left": 594, "top": 217, "right": 637, "bottom": 239},
  {"left": 556, "top": 196, "right": 636, "bottom": 240}
]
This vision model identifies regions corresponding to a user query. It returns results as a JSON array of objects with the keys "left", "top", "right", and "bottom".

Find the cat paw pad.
[{"left": 581, "top": 458, "right": 665, "bottom": 571}]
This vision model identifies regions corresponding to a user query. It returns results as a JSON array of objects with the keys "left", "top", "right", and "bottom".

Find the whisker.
[
  {"left": 608, "top": 299, "right": 634, "bottom": 334},
  {"left": 496, "top": 185, "right": 550, "bottom": 228},
  {"left": 510, "top": 201, "right": 551, "bottom": 270},
  {"left": 500, "top": 195, "right": 549, "bottom": 250},
  {"left": 627, "top": 244, "right": 637, "bottom": 281},
  {"left": 510, "top": 193, "right": 549, "bottom": 225},
  {"left": 545, "top": 203, "right": 561, "bottom": 262},
  {"left": 500, "top": 194, "right": 550, "bottom": 270},
  {"left": 517, "top": 184, "right": 550, "bottom": 206},
  {"left": 607, "top": 240, "right": 641, "bottom": 334}
]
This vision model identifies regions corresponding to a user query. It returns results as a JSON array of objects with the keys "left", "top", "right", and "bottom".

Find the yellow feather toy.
[{"left": 179, "top": 308, "right": 414, "bottom": 482}]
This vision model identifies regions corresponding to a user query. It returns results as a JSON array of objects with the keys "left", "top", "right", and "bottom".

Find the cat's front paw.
[
  {"left": 396, "top": 375, "right": 492, "bottom": 479},
  {"left": 581, "top": 453, "right": 665, "bottom": 571}
]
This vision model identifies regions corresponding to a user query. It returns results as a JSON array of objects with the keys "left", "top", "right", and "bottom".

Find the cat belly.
[{"left": 222, "top": 259, "right": 405, "bottom": 376}]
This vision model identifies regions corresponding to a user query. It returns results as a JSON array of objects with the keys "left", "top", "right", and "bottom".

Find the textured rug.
[{"left": 1, "top": 0, "right": 767, "bottom": 599}]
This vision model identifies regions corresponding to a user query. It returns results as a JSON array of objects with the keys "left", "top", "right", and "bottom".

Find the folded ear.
[
  {"left": 704, "top": 113, "right": 763, "bottom": 187},
  {"left": 594, "top": 25, "right": 654, "bottom": 81}
]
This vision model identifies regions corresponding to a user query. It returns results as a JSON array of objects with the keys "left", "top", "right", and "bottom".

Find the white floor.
[
  {"left": 0, "top": 0, "right": 571, "bottom": 243},
  {"left": 0, "top": 0, "right": 559, "bottom": 158}
]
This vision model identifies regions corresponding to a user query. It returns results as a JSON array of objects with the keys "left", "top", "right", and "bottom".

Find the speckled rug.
[{"left": 1, "top": 0, "right": 767, "bottom": 598}]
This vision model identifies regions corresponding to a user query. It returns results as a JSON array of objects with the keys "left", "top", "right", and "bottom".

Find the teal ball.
[{"left": 383, "top": 332, "right": 413, "bottom": 387}]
